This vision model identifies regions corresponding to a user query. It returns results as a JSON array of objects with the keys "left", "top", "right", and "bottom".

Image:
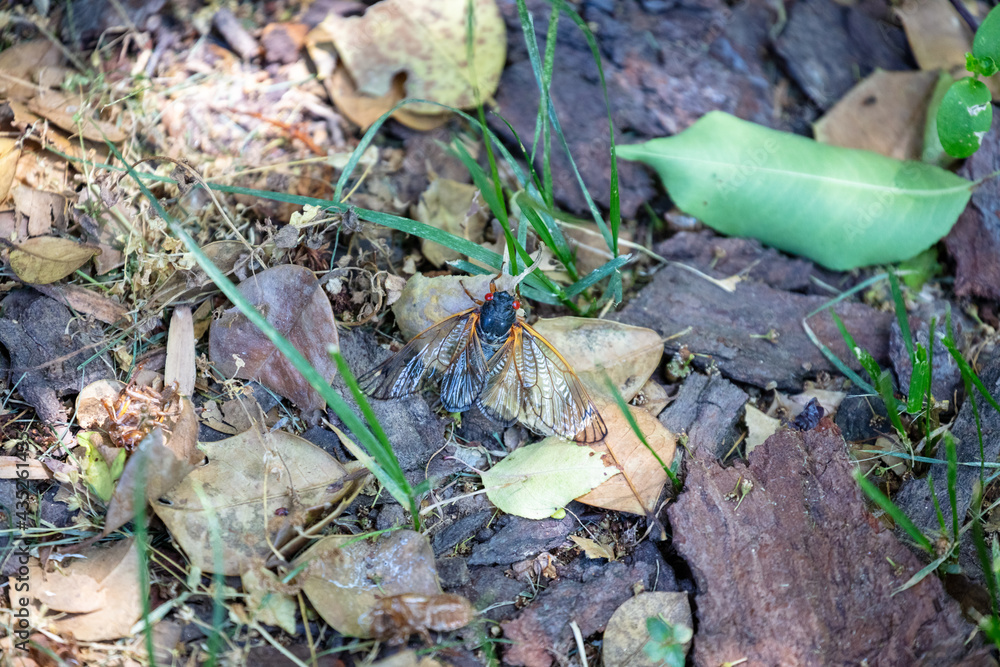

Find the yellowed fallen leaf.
[
  {"left": 569, "top": 534, "right": 616, "bottom": 561},
  {"left": 317, "top": 0, "right": 505, "bottom": 115},
  {"left": 155, "top": 428, "right": 364, "bottom": 574},
  {"left": 20, "top": 538, "right": 142, "bottom": 641},
  {"left": 603, "top": 592, "right": 692, "bottom": 667},
  {"left": 0, "top": 138, "right": 20, "bottom": 205},
  {"left": 243, "top": 565, "right": 297, "bottom": 634},
  {"left": 8, "top": 235, "right": 99, "bottom": 284},
  {"left": 415, "top": 177, "right": 488, "bottom": 267},
  {"left": 744, "top": 403, "right": 781, "bottom": 456},
  {"left": 294, "top": 530, "right": 442, "bottom": 637},
  {"left": 530, "top": 317, "right": 663, "bottom": 403},
  {"left": 814, "top": 70, "right": 940, "bottom": 161},
  {"left": 576, "top": 397, "right": 676, "bottom": 516}
]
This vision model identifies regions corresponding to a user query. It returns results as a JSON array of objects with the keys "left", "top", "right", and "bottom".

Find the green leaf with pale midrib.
[{"left": 618, "top": 112, "right": 973, "bottom": 271}]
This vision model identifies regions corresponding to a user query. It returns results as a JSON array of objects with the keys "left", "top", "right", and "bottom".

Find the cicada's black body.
[{"left": 358, "top": 281, "right": 606, "bottom": 443}]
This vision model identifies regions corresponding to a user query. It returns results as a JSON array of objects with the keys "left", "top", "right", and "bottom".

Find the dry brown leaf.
[
  {"left": 8, "top": 236, "right": 99, "bottom": 284},
  {"left": 27, "top": 90, "right": 126, "bottom": 143},
  {"left": 530, "top": 317, "right": 663, "bottom": 403},
  {"left": 0, "top": 41, "right": 64, "bottom": 101},
  {"left": 0, "top": 138, "right": 20, "bottom": 205},
  {"left": 896, "top": 0, "right": 972, "bottom": 72},
  {"left": 814, "top": 70, "right": 940, "bottom": 161},
  {"left": 209, "top": 264, "right": 339, "bottom": 414},
  {"left": 293, "top": 530, "right": 442, "bottom": 637},
  {"left": 12, "top": 187, "right": 65, "bottom": 236},
  {"left": 21, "top": 538, "right": 142, "bottom": 641},
  {"left": 32, "top": 283, "right": 128, "bottom": 325},
  {"left": 102, "top": 399, "right": 201, "bottom": 536},
  {"left": 603, "top": 592, "right": 692, "bottom": 667},
  {"left": 315, "top": 0, "right": 505, "bottom": 116},
  {"left": 575, "top": 398, "right": 676, "bottom": 516},
  {"left": 155, "top": 428, "right": 364, "bottom": 574},
  {"left": 414, "top": 177, "right": 488, "bottom": 267}
]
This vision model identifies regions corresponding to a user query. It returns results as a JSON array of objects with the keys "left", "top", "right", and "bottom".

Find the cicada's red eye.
[
  {"left": 512, "top": 300, "right": 520, "bottom": 310},
  {"left": 484, "top": 293, "right": 493, "bottom": 301}
]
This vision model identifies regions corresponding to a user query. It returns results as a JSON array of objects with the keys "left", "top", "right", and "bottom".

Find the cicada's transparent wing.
[
  {"left": 475, "top": 333, "right": 522, "bottom": 428},
  {"left": 438, "top": 325, "right": 488, "bottom": 412},
  {"left": 516, "top": 322, "right": 607, "bottom": 443},
  {"left": 358, "top": 309, "right": 480, "bottom": 403}
]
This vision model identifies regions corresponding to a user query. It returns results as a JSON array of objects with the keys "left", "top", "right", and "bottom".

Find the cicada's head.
[{"left": 478, "top": 287, "right": 519, "bottom": 344}]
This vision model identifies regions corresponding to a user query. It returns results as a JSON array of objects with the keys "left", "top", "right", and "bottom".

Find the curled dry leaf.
[
  {"left": 19, "top": 538, "right": 142, "bottom": 641},
  {"left": 575, "top": 398, "right": 677, "bottom": 516},
  {"left": 530, "top": 317, "right": 663, "bottom": 403},
  {"left": 209, "top": 264, "right": 340, "bottom": 413},
  {"left": 602, "top": 592, "right": 693, "bottom": 667},
  {"left": 322, "top": 64, "right": 452, "bottom": 131},
  {"left": 414, "top": 177, "right": 489, "bottom": 268},
  {"left": 314, "top": 0, "right": 505, "bottom": 116},
  {"left": 293, "top": 530, "right": 444, "bottom": 637},
  {"left": 102, "top": 398, "right": 201, "bottom": 536},
  {"left": 0, "top": 137, "right": 20, "bottom": 204},
  {"left": 155, "top": 428, "right": 365, "bottom": 575},
  {"left": 242, "top": 565, "right": 298, "bottom": 635},
  {"left": 482, "top": 438, "right": 617, "bottom": 519},
  {"left": 8, "top": 236, "right": 100, "bottom": 284},
  {"left": 632, "top": 379, "right": 669, "bottom": 417},
  {"left": 12, "top": 187, "right": 65, "bottom": 236},
  {"left": 0, "top": 40, "right": 64, "bottom": 102}
]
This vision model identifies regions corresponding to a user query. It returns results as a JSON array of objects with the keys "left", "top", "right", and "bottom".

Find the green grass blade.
[
  {"left": 564, "top": 254, "right": 631, "bottom": 297},
  {"left": 945, "top": 432, "right": 959, "bottom": 541},
  {"left": 132, "top": 454, "right": 158, "bottom": 667},
  {"left": 109, "top": 143, "right": 418, "bottom": 525},
  {"left": 854, "top": 468, "right": 934, "bottom": 553},
  {"left": 602, "top": 375, "right": 679, "bottom": 490},
  {"left": 888, "top": 270, "right": 914, "bottom": 361}
]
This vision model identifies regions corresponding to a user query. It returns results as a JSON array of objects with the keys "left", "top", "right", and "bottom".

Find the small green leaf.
[
  {"left": 973, "top": 7, "right": 1000, "bottom": 69},
  {"left": 907, "top": 343, "right": 931, "bottom": 413},
  {"left": 481, "top": 438, "right": 616, "bottom": 519},
  {"left": 937, "top": 77, "right": 993, "bottom": 159},
  {"left": 618, "top": 112, "right": 971, "bottom": 270},
  {"left": 646, "top": 616, "right": 671, "bottom": 643}
]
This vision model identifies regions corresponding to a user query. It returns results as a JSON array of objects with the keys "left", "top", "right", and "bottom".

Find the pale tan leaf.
[{"left": 603, "top": 592, "right": 693, "bottom": 667}]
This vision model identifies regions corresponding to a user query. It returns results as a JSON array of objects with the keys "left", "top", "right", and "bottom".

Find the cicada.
[{"left": 358, "top": 274, "right": 606, "bottom": 443}]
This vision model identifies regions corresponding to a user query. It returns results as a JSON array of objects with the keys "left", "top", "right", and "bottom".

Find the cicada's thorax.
[{"left": 476, "top": 290, "right": 518, "bottom": 361}]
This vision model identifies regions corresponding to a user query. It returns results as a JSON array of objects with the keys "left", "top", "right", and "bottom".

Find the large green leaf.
[
  {"left": 482, "top": 438, "right": 616, "bottom": 519},
  {"left": 618, "top": 112, "right": 972, "bottom": 271}
]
